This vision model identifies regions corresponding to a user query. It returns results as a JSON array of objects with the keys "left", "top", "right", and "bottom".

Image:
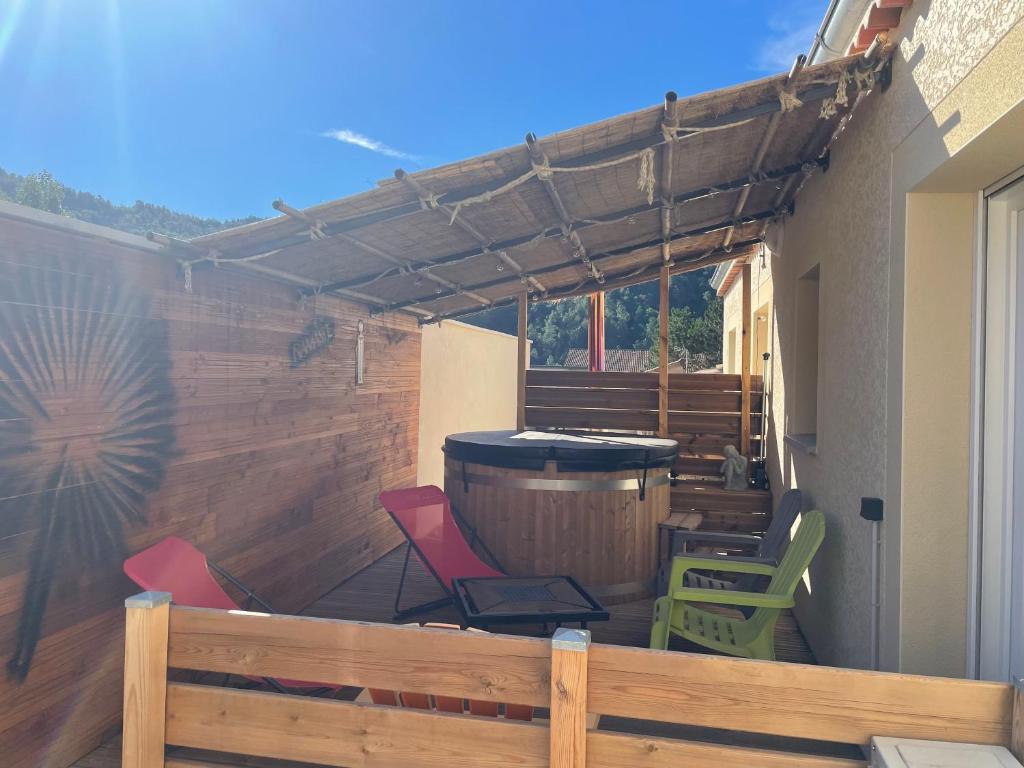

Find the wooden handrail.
[{"left": 121, "top": 596, "right": 1024, "bottom": 768}]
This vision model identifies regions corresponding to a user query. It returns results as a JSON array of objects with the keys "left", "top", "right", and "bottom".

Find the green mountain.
[
  {"left": 0, "top": 167, "right": 260, "bottom": 238},
  {"left": 2, "top": 167, "right": 722, "bottom": 366}
]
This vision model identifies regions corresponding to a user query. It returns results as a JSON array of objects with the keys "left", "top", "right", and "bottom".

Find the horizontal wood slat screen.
[
  {"left": 122, "top": 600, "right": 1022, "bottom": 768},
  {"left": 526, "top": 370, "right": 659, "bottom": 389},
  {"left": 524, "top": 370, "right": 765, "bottom": 470},
  {"left": 168, "top": 606, "right": 551, "bottom": 706},
  {"left": 165, "top": 683, "right": 550, "bottom": 768},
  {"left": 587, "top": 644, "right": 1013, "bottom": 747}
]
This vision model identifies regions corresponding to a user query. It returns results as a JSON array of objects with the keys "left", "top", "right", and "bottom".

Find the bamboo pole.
[
  {"left": 517, "top": 291, "right": 528, "bottom": 432},
  {"left": 549, "top": 628, "right": 590, "bottom": 768},
  {"left": 420, "top": 238, "right": 761, "bottom": 325},
  {"left": 196, "top": 74, "right": 851, "bottom": 264},
  {"left": 659, "top": 265, "right": 670, "bottom": 436},
  {"left": 723, "top": 54, "right": 805, "bottom": 250},
  {"left": 386, "top": 208, "right": 780, "bottom": 316},
  {"left": 395, "top": 170, "right": 547, "bottom": 295},
  {"left": 122, "top": 592, "right": 171, "bottom": 768},
  {"left": 740, "top": 261, "right": 752, "bottom": 459},
  {"left": 525, "top": 133, "right": 603, "bottom": 283},
  {"left": 660, "top": 92, "right": 679, "bottom": 265},
  {"left": 309, "top": 157, "right": 823, "bottom": 298},
  {"left": 274, "top": 199, "right": 493, "bottom": 310}
]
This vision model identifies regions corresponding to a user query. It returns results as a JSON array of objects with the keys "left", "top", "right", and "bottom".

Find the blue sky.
[{"left": 0, "top": 0, "right": 826, "bottom": 221}]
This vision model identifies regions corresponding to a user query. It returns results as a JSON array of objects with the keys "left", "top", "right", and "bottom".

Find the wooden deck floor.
[
  {"left": 74, "top": 547, "right": 829, "bottom": 768},
  {"left": 307, "top": 545, "right": 815, "bottom": 663}
]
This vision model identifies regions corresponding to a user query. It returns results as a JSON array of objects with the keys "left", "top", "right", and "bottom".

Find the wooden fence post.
[
  {"left": 549, "top": 627, "right": 590, "bottom": 768},
  {"left": 658, "top": 265, "right": 670, "bottom": 437},
  {"left": 122, "top": 591, "right": 171, "bottom": 768},
  {"left": 1012, "top": 679, "right": 1024, "bottom": 761},
  {"left": 517, "top": 291, "right": 528, "bottom": 432},
  {"left": 740, "top": 261, "right": 752, "bottom": 459}
]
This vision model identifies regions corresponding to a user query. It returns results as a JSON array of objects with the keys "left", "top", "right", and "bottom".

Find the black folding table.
[{"left": 451, "top": 575, "right": 609, "bottom": 631}]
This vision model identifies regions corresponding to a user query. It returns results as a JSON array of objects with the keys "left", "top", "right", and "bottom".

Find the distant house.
[
  {"left": 710, "top": 253, "right": 772, "bottom": 378},
  {"left": 562, "top": 347, "right": 654, "bottom": 372}
]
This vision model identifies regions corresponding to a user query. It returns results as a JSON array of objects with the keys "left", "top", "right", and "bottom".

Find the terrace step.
[{"left": 674, "top": 455, "right": 724, "bottom": 476}]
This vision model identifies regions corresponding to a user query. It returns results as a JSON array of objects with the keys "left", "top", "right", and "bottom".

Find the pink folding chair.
[
  {"left": 379, "top": 485, "right": 504, "bottom": 620},
  {"left": 123, "top": 537, "right": 337, "bottom": 693}
]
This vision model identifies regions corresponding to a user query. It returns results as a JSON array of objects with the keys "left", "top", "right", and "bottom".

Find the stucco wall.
[
  {"left": 722, "top": 255, "right": 773, "bottom": 375},
  {"left": 900, "top": 193, "right": 975, "bottom": 676},
  {"left": 767, "top": 0, "right": 1024, "bottom": 672},
  {"left": 417, "top": 321, "right": 524, "bottom": 488}
]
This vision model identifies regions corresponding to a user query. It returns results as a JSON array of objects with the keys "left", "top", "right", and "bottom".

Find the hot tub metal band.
[{"left": 446, "top": 469, "right": 671, "bottom": 493}]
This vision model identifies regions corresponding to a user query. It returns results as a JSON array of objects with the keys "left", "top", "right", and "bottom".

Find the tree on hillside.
[
  {"left": 1, "top": 166, "right": 261, "bottom": 238},
  {"left": 16, "top": 170, "right": 65, "bottom": 214},
  {"left": 646, "top": 290, "right": 723, "bottom": 366},
  {"left": 460, "top": 268, "right": 718, "bottom": 366}
]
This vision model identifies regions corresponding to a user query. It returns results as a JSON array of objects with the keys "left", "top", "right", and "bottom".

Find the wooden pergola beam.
[
  {"left": 740, "top": 261, "right": 752, "bottom": 458},
  {"left": 517, "top": 291, "right": 528, "bottom": 432},
  {"left": 381, "top": 207, "right": 780, "bottom": 314},
  {"left": 146, "top": 230, "right": 427, "bottom": 315},
  {"left": 525, "top": 132, "right": 604, "bottom": 284},
  {"left": 723, "top": 55, "right": 805, "bottom": 251},
  {"left": 200, "top": 74, "right": 852, "bottom": 263},
  {"left": 260, "top": 156, "right": 822, "bottom": 299},
  {"left": 658, "top": 265, "right": 670, "bottom": 436},
  {"left": 274, "top": 198, "right": 494, "bottom": 310},
  {"left": 659, "top": 91, "right": 679, "bottom": 265},
  {"left": 394, "top": 169, "right": 547, "bottom": 295},
  {"left": 419, "top": 237, "right": 762, "bottom": 325}
]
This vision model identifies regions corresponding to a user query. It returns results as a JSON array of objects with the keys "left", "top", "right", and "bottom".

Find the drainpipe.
[
  {"left": 807, "top": 0, "right": 872, "bottom": 64},
  {"left": 861, "top": 498, "right": 884, "bottom": 670}
]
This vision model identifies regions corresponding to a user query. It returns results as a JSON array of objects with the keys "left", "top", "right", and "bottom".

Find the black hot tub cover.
[{"left": 443, "top": 430, "right": 678, "bottom": 472}]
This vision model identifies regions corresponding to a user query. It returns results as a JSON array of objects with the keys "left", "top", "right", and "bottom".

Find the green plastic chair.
[{"left": 650, "top": 510, "right": 825, "bottom": 661}]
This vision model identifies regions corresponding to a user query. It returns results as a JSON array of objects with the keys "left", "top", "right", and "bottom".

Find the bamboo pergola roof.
[{"left": 157, "top": 48, "right": 890, "bottom": 324}]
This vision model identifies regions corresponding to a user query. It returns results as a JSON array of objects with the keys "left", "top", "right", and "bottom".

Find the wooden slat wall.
[
  {"left": 587, "top": 643, "right": 1013, "bottom": 746},
  {"left": 0, "top": 214, "right": 420, "bottom": 767},
  {"left": 524, "top": 370, "right": 764, "bottom": 470}
]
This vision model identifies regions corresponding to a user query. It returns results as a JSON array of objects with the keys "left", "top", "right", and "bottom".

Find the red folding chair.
[
  {"left": 379, "top": 485, "right": 504, "bottom": 620},
  {"left": 123, "top": 536, "right": 338, "bottom": 693}
]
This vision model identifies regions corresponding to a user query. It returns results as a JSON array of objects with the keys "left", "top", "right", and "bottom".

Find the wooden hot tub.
[{"left": 443, "top": 430, "right": 677, "bottom": 604}]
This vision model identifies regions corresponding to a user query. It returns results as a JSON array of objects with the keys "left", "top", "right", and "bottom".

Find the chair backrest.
[
  {"left": 123, "top": 536, "right": 239, "bottom": 611},
  {"left": 765, "top": 509, "right": 825, "bottom": 598},
  {"left": 378, "top": 485, "right": 503, "bottom": 588},
  {"left": 758, "top": 489, "right": 804, "bottom": 559}
]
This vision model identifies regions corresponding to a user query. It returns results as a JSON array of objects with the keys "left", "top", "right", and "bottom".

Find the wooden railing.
[{"left": 123, "top": 593, "right": 1022, "bottom": 768}]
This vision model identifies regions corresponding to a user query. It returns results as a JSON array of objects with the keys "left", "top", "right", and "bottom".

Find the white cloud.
[
  {"left": 319, "top": 128, "right": 417, "bottom": 160},
  {"left": 752, "top": 9, "right": 821, "bottom": 73}
]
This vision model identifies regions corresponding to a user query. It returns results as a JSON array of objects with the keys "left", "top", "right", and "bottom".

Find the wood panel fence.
[
  {"left": 524, "top": 370, "right": 764, "bottom": 474},
  {"left": 123, "top": 593, "right": 1023, "bottom": 768},
  {"left": 525, "top": 370, "right": 774, "bottom": 534}
]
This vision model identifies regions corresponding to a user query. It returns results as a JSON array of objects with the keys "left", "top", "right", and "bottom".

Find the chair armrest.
[
  {"left": 665, "top": 553, "right": 777, "bottom": 594},
  {"left": 671, "top": 530, "right": 763, "bottom": 549},
  {"left": 679, "top": 553, "right": 778, "bottom": 567},
  {"left": 671, "top": 587, "right": 794, "bottom": 609},
  {"left": 673, "top": 554, "right": 777, "bottom": 577}
]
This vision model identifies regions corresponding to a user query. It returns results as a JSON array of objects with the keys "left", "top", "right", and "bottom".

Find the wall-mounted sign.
[{"left": 289, "top": 315, "right": 336, "bottom": 368}]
